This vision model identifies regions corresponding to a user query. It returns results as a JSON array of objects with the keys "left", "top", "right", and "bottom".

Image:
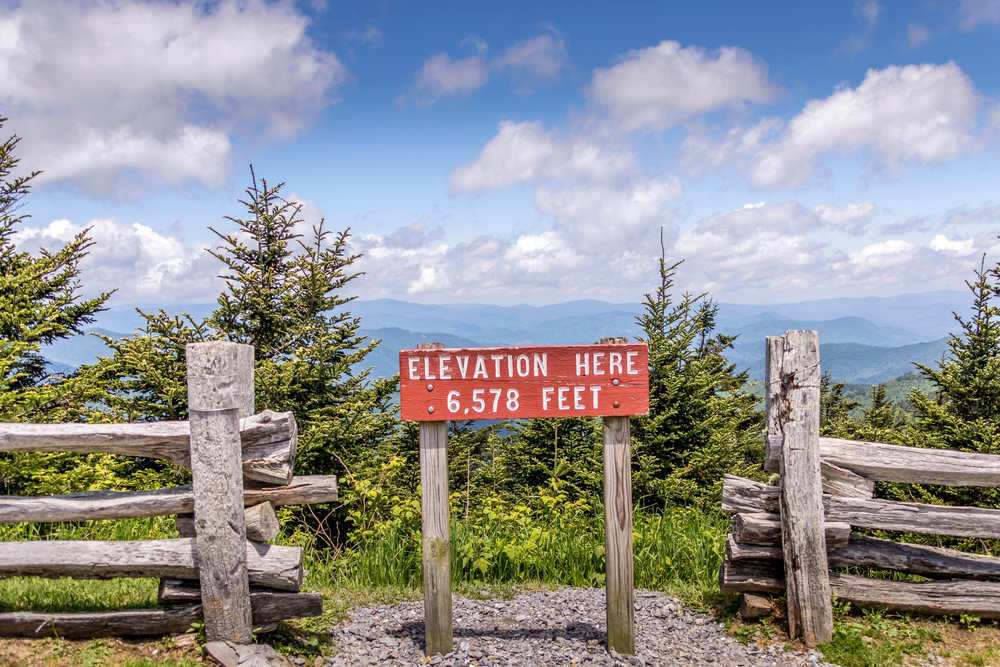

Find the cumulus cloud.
[
  {"left": 402, "top": 29, "right": 569, "bottom": 107},
  {"left": 0, "top": 0, "right": 347, "bottom": 198},
  {"left": 957, "top": 0, "right": 1000, "bottom": 30},
  {"left": 13, "top": 218, "right": 222, "bottom": 302},
  {"left": 749, "top": 62, "right": 981, "bottom": 188},
  {"left": 665, "top": 203, "right": 1000, "bottom": 298},
  {"left": 811, "top": 201, "right": 877, "bottom": 234},
  {"left": 587, "top": 40, "right": 778, "bottom": 131}
]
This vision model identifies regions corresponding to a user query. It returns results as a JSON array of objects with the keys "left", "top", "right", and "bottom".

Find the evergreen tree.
[
  {"left": 0, "top": 119, "right": 115, "bottom": 495},
  {"left": 629, "top": 256, "right": 763, "bottom": 509},
  {"left": 903, "top": 256, "right": 1000, "bottom": 508},
  {"left": 499, "top": 417, "right": 603, "bottom": 502},
  {"left": 819, "top": 372, "right": 860, "bottom": 438}
]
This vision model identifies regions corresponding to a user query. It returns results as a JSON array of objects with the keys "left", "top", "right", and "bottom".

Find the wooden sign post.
[{"left": 400, "top": 340, "right": 649, "bottom": 656}]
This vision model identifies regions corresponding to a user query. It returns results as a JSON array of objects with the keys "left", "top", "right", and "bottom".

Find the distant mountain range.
[{"left": 42, "top": 290, "right": 969, "bottom": 390}]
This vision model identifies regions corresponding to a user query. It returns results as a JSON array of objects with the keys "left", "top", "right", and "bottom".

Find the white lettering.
[
  {"left": 593, "top": 352, "right": 605, "bottom": 375},
  {"left": 408, "top": 357, "right": 420, "bottom": 380},
  {"left": 576, "top": 353, "right": 589, "bottom": 376},
  {"left": 533, "top": 353, "right": 547, "bottom": 377},
  {"left": 457, "top": 356, "right": 470, "bottom": 378},
  {"left": 516, "top": 354, "right": 530, "bottom": 377},
  {"left": 424, "top": 357, "right": 436, "bottom": 380},
  {"left": 542, "top": 387, "right": 554, "bottom": 410},
  {"left": 439, "top": 356, "right": 452, "bottom": 379},
  {"left": 590, "top": 386, "right": 601, "bottom": 409},
  {"left": 491, "top": 355, "right": 504, "bottom": 378},
  {"left": 574, "top": 386, "right": 584, "bottom": 409},
  {"left": 558, "top": 387, "right": 569, "bottom": 410},
  {"left": 610, "top": 352, "right": 623, "bottom": 375},
  {"left": 473, "top": 356, "right": 488, "bottom": 379},
  {"left": 627, "top": 351, "right": 639, "bottom": 374},
  {"left": 507, "top": 355, "right": 514, "bottom": 377}
]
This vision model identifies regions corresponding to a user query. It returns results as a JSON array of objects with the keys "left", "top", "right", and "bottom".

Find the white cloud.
[
  {"left": 0, "top": 0, "right": 347, "bottom": 198},
  {"left": 848, "top": 239, "right": 916, "bottom": 268},
  {"left": 811, "top": 201, "right": 877, "bottom": 234},
  {"left": 403, "top": 30, "right": 570, "bottom": 107},
  {"left": 13, "top": 217, "right": 223, "bottom": 301},
  {"left": 491, "top": 29, "right": 570, "bottom": 94},
  {"left": 929, "top": 234, "right": 976, "bottom": 255},
  {"left": 449, "top": 121, "right": 555, "bottom": 192},
  {"left": 957, "top": 0, "right": 1000, "bottom": 30},
  {"left": 944, "top": 201, "right": 1000, "bottom": 225},
  {"left": 587, "top": 40, "right": 778, "bottom": 130},
  {"left": 749, "top": 62, "right": 981, "bottom": 188},
  {"left": 407, "top": 51, "right": 490, "bottom": 108}
]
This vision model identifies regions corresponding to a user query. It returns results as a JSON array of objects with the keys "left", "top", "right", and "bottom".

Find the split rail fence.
[
  {"left": 0, "top": 341, "right": 339, "bottom": 642},
  {"left": 719, "top": 330, "right": 1000, "bottom": 647}
]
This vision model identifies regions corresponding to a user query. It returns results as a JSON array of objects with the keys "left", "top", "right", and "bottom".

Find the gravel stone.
[{"left": 325, "top": 587, "right": 845, "bottom": 666}]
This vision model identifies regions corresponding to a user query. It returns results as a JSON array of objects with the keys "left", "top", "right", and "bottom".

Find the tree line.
[{"left": 2, "top": 118, "right": 999, "bottom": 555}]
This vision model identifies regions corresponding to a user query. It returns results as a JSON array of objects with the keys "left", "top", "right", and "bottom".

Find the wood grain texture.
[
  {"left": 819, "top": 437, "right": 1000, "bottom": 487},
  {"left": 763, "top": 336, "right": 783, "bottom": 473},
  {"left": 730, "top": 513, "right": 849, "bottom": 550},
  {"left": 0, "top": 475, "right": 336, "bottom": 525},
  {"left": 187, "top": 341, "right": 253, "bottom": 644},
  {"left": 399, "top": 344, "right": 649, "bottom": 421},
  {"left": 0, "top": 538, "right": 302, "bottom": 590},
  {"left": 720, "top": 558, "right": 1000, "bottom": 619},
  {"left": 777, "top": 331, "right": 833, "bottom": 646},
  {"left": 827, "top": 536, "right": 1000, "bottom": 580},
  {"left": 821, "top": 461, "right": 874, "bottom": 499},
  {"left": 157, "top": 579, "right": 290, "bottom": 605},
  {"left": 244, "top": 502, "right": 280, "bottom": 542},
  {"left": 603, "top": 415, "right": 634, "bottom": 656},
  {"left": 0, "top": 410, "right": 296, "bottom": 486},
  {"left": 0, "top": 592, "right": 321, "bottom": 638},
  {"left": 419, "top": 419, "right": 452, "bottom": 657},
  {"left": 722, "top": 474, "right": 1000, "bottom": 540}
]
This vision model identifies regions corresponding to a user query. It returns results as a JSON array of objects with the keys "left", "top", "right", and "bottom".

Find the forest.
[{"left": 3, "top": 117, "right": 1000, "bottom": 625}]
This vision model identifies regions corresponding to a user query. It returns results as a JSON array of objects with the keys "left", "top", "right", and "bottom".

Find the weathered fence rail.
[
  {"left": 0, "top": 341, "right": 337, "bottom": 645},
  {"left": 721, "top": 330, "right": 1000, "bottom": 646}
]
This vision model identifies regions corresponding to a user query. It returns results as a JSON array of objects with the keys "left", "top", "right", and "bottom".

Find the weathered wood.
[
  {"left": 727, "top": 534, "right": 783, "bottom": 561},
  {"left": 731, "top": 513, "right": 850, "bottom": 550},
  {"left": 828, "top": 572, "right": 1000, "bottom": 619},
  {"left": 821, "top": 460, "right": 874, "bottom": 499},
  {"left": 157, "top": 579, "right": 292, "bottom": 605},
  {"left": 776, "top": 331, "right": 833, "bottom": 646},
  {"left": 722, "top": 474, "right": 1000, "bottom": 540},
  {"left": 0, "top": 410, "right": 297, "bottom": 486},
  {"left": 187, "top": 341, "right": 254, "bottom": 644},
  {"left": 0, "top": 475, "right": 337, "bottom": 525},
  {"left": 0, "top": 538, "right": 302, "bottom": 591},
  {"left": 0, "top": 592, "right": 321, "bottom": 638},
  {"left": 763, "top": 336, "right": 783, "bottom": 473},
  {"left": 740, "top": 593, "right": 773, "bottom": 620},
  {"left": 419, "top": 415, "right": 452, "bottom": 657},
  {"left": 828, "top": 536, "right": 1000, "bottom": 580},
  {"left": 603, "top": 415, "right": 634, "bottom": 656},
  {"left": 819, "top": 437, "right": 1000, "bottom": 487},
  {"left": 720, "top": 559, "right": 1000, "bottom": 620},
  {"left": 719, "top": 557, "right": 784, "bottom": 594},
  {"left": 244, "top": 502, "right": 280, "bottom": 542}
]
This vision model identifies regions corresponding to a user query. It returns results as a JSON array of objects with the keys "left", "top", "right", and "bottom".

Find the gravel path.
[{"left": 319, "top": 587, "right": 841, "bottom": 667}]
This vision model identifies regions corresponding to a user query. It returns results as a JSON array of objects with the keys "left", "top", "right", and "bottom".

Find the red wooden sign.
[{"left": 399, "top": 343, "right": 649, "bottom": 422}]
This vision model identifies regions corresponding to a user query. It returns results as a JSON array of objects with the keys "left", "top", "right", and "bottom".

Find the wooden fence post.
[
  {"left": 763, "top": 336, "right": 784, "bottom": 474},
  {"left": 776, "top": 331, "right": 833, "bottom": 646},
  {"left": 418, "top": 342, "right": 452, "bottom": 657},
  {"left": 601, "top": 336, "right": 634, "bottom": 656},
  {"left": 187, "top": 341, "right": 255, "bottom": 644}
]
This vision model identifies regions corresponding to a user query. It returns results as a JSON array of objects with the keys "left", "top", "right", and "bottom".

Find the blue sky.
[{"left": 4, "top": 0, "right": 1000, "bottom": 306}]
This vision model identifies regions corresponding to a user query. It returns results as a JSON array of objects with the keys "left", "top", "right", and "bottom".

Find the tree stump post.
[
  {"left": 776, "top": 331, "right": 833, "bottom": 646},
  {"left": 186, "top": 341, "right": 255, "bottom": 644},
  {"left": 418, "top": 342, "right": 452, "bottom": 657}
]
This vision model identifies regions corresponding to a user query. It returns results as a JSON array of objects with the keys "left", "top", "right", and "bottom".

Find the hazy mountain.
[
  {"left": 42, "top": 328, "right": 126, "bottom": 369},
  {"left": 745, "top": 337, "right": 951, "bottom": 389}
]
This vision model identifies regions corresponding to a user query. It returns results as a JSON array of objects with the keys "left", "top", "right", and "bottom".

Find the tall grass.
[{"left": 0, "top": 502, "right": 728, "bottom": 613}]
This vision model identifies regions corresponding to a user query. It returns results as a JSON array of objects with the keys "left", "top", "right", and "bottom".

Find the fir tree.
[{"left": 629, "top": 254, "right": 763, "bottom": 509}]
